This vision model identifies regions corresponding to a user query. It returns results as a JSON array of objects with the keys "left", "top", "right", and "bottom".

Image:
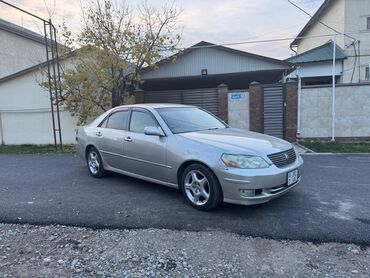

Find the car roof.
[{"left": 116, "top": 103, "right": 195, "bottom": 109}]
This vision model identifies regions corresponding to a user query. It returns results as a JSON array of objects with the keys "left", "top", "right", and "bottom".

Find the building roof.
[
  {"left": 290, "top": 0, "right": 332, "bottom": 47},
  {"left": 0, "top": 18, "right": 45, "bottom": 45},
  {"left": 286, "top": 41, "right": 346, "bottom": 64},
  {"left": 0, "top": 51, "right": 76, "bottom": 84},
  {"left": 141, "top": 41, "right": 290, "bottom": 75},
  {"left": 185, "top": 41, "right": 290, "bottom": 65}
]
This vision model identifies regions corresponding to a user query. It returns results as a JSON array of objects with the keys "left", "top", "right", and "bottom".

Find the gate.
[
  {"left": 144, "top": 88, "right": 219, "bottom": 116},
  {"left": 262, "top": 85, "right": 285, "bottom": 139}
]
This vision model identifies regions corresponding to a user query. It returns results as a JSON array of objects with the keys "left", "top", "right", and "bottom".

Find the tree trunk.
[{"left": 111, "top": 90, "right": 121, "bottom": 108}]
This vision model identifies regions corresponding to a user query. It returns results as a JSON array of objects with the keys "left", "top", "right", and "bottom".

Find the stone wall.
[{"left": 300, "top": 83, "right": 370, "bottom": 140}]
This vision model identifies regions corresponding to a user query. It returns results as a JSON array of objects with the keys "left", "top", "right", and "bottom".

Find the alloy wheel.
[
  {"left": 184, "top": 170, "right": 210, "bottom": 205},
  {"left": 88, "top": 151, "right": 100, "bottom": 175}
]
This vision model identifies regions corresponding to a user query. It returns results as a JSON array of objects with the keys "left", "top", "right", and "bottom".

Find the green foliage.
[
  {"left": 301, "top": 141, "right": 370, "bottom": 153},
  {"left": 0, "top": 144, "right": 75, "bottom": 154},
  {"left": 43, "top": 0, "right": 181, "bottom": 125}
]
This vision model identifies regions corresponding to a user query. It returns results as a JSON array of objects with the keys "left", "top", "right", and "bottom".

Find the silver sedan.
[{"left": 76, "top": 104, "right": 303, "bottom": 210}]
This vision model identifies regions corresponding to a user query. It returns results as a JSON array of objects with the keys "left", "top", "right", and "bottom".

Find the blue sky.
[{"left": 1, "top": 0, "right": 325, "bottom": 59}]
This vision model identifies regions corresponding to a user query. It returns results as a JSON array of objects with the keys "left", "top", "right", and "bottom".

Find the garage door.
[{"left": 144, "top": 88, "right": 219, "bottom": 116}]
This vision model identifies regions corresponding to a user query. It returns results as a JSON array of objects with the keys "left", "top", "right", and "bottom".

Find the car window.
[
  {"left": 105, "top": 110, "right": 129, "bottom": 130},
  {"left": 129, "top": 110, "right": 158, "bottom": 133},
  {"left": 156, "top": 107, "right": 226, "bottom": 134}
]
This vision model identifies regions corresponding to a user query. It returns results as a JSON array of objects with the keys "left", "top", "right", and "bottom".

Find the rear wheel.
[
  {"left": 86, "top": 147, "right": 106, "bottom": 178},
  {"left": 181, "top": 163, "right": 223, "bottom": 211}
]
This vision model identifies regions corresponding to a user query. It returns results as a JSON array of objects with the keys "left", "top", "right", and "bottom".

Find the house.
[
  {"left": 289, "top": 0, "right": 370, "bottom": 84},
  {"left": 140, "top": 41, "right": 290, "bottom": 90},
  {"left": 286, "top": 41, "right": 347, "bottom": 85},
  {"left": 0, "top": 23, "right": 292, "bottom": 144},
  {"left": 0, "top": 19, "right": 77, "bottom": 145},
  {"left": 137, "top": 41, "right": 291, "bottom": 126}
]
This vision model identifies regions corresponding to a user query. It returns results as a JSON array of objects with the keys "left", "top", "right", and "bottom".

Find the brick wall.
[
  {"left": 132, "top": 90, "right": 145, "bottom": 104},
  {"left": 217, "top": 84, "right": 228, "bottom": 123},
  {"left": 248, "top": 82, "right": 263, "bottom": 133},
  {"left": 284, "top": 81, "right": 298, "bottom": 142},
  {"left": 248, "top": 81, "right": 298, "bottom": 142}
]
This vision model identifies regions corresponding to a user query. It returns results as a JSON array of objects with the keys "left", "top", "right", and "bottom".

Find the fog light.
[{"left": 239, "top": 189, "right": 255, "bottom": 197}]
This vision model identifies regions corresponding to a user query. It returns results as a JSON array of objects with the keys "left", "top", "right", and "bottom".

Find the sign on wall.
[{"left": 230, "top": 92, "right": 246, "bottom": 100}]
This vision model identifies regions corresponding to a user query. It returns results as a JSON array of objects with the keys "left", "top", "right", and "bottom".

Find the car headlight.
[{"left": 221, "top": 154, "right": 270, "bottom": 169}]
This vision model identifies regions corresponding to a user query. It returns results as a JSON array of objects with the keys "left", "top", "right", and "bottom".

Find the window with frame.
[
  {"left": 103, "top": 110, "right": 129, "bottom": 130},
  {"left": 129, "top": 110, "right": 158, "bottom": 133},
  {"left": 367, "top": 17, "right": 370, "bottom": 30},
  {"left": 365, "top": 65, "right": 370, "bottom": 80}
]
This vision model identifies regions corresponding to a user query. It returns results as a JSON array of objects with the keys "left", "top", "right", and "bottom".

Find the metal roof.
[
  {"left": 183, "top": 41, "right": 290, "bottom": 66},
  {"left": 0, "top": 51, "right": 76, "bottom": 84},
  {"left": 141, "top": 41, "right": 290, "bottom": 77},
  {"left": 291, "top": 0, "right": 332, "bottom": 47},
  {"left": 286, "top": 41, "right": 346, "bottom": 64},
  {"left": 0, "top": 18, "right": 45, "bottom": 45}
]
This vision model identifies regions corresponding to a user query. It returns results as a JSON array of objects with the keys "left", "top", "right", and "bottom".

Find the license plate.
[{"left": 287, "top": 169, "right": 298, "bottom": 186}]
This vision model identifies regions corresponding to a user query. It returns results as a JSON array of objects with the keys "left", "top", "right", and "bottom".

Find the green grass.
[
  {"left": 0, "top": 144, "right": 75, "bottom": 154},
  {"left": 301, "top": 141, "right": 370, "bottom": 153}
]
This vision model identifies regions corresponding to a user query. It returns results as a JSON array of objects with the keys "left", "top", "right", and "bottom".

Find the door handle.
[
  {"left": 124, "top": 136, "right": 132, "bottom": 142},
  {"left": 96, "top": 131, "right": 102, "bottom": 137}
]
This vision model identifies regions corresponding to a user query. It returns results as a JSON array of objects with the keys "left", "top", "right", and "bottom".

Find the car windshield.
[{"left": 156, "top": 107, "right": 227, "bottom": 134}]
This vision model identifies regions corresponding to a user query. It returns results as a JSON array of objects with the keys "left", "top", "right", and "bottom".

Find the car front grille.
[{"left": 267, "top": 148, "right": 296, "bottom": 168}]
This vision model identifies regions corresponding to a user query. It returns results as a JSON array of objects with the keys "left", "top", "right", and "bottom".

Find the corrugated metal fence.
[
  {"left": 144, "top": 88, "right": 219, "bottom": 116},
  {"left": 262, "top": 85, "right": 285, "bottom": 138}
]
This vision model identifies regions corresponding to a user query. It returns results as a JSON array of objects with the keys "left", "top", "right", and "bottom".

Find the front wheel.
[
  {"left": 181, "top": 164, "right": 223, "bottom": 211},
  {"left": 86, "top": 147, "right": 106, "bottom": 178}
]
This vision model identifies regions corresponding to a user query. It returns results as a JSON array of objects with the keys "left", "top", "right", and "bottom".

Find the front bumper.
[{"left": 215, "top": 156, "right": 304, "bottom": 206}]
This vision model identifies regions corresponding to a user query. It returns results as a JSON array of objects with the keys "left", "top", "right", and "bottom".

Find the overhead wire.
[
  {"left": 287, "top": 0, "right": 359, "bottom": 82},
  {"left": 174, "top": 31, "right": 366, "bottom": 51}
]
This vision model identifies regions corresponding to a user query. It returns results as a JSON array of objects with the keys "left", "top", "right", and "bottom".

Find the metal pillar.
[{"left": 331, "top": 36, "right": 336, "bottom": 142}]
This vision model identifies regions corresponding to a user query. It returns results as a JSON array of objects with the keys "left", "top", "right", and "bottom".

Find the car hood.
[{"left": 178, "top": 128, "right": 292, "bottom": 156}]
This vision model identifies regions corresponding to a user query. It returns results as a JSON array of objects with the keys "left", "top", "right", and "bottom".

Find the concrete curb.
[{"left": 293, "top": 143, "right": 314, "bottom": 154}]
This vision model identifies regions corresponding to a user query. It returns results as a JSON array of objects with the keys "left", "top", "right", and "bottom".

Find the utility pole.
[{"left": 331, "top": 35, "right": 336, "bottom": 142}]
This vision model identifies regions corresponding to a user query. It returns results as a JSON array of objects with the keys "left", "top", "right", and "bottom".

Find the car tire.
[
  {"left": 86, "top": 147, "right": 106, "bottom": 178},
  {"left": 181, "top": 163, "right": 223, "bottom": 211}
]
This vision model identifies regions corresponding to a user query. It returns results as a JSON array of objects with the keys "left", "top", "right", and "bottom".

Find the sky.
[{"left": 0, "top": 0, "right": 325, "bottom": 59}]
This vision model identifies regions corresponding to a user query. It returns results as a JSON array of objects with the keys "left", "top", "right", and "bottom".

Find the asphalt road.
[{"left": 0, "top": 153, "right": 369, "bottom": 245}]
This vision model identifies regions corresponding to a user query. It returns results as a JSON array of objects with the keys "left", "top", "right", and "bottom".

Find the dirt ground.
[{"left": 0, "top": 223, "right": 368, "bottom": 278}]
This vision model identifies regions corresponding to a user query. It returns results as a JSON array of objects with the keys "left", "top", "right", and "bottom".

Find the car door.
[
  {"left": 122, "top": 108, "right": 168, "bottom": 182},
  {"left": 94, "top": 109, "right": 129, "bottom": 170}
]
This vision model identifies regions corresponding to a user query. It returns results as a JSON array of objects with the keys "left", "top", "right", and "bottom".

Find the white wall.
[
  {"left": 297, "top": 0, "right": 345, "bottom": 54},
  {"left": 228, "top": 91, "right": 250, "bottom": 130},
  {"left": 287, "top": 61, "right": 342, "bottom": 78},
  {"left": 0, "top": 30, "right": 46, "bottom": 79},
  {"left": 295, "top": 0, "right": 370, "bottom": 83},
  {"left": 300, "top": 84, "right": 370, "bottom": 138},
  {"left": 0, "top": 68, "right": 78, "bottom": 145},
  {"left": 343, "top": 0, "right": 370, "bottom": 83}
]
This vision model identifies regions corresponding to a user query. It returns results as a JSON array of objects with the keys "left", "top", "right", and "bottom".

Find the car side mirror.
[{"left": 144, "top": 126, "right": 165, "bottom": 137}]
